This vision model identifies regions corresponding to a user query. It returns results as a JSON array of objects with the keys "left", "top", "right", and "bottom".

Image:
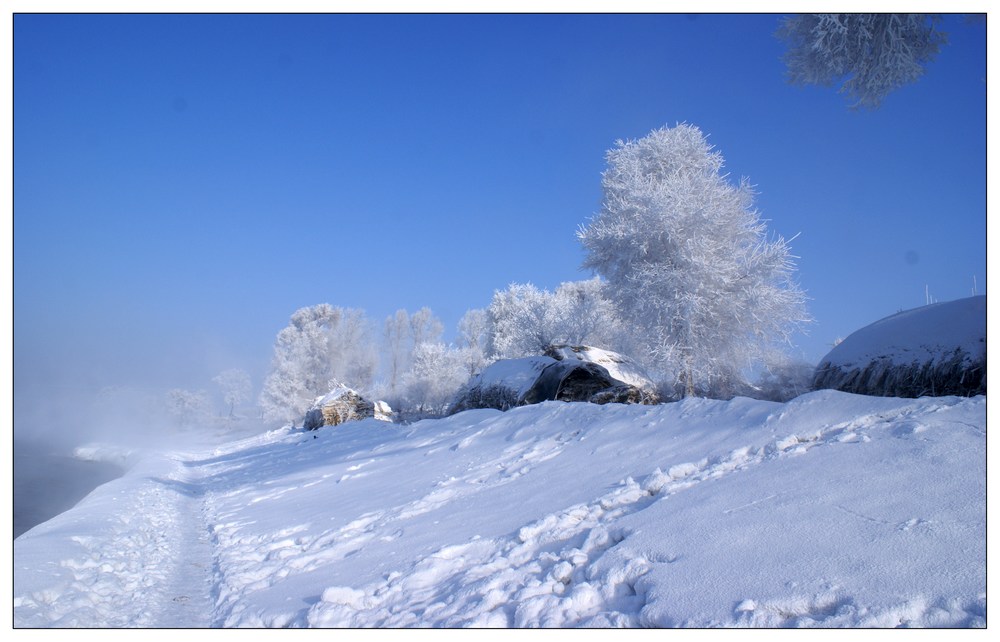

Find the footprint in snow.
[{"left": 892, "top": 422, "right": 929, "bottom": 438}]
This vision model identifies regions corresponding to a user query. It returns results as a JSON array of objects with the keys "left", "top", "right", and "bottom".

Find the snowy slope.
[
  {"left": 820, "top": 296, "right": 986, "bottom": 369},
  {"left": 13, "top": 391, "right": 986, "bottom": 628}
]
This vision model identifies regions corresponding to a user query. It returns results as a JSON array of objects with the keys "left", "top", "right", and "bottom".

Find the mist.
[{"left": 12, "top": 327, "right": 272, "bottom": 539}]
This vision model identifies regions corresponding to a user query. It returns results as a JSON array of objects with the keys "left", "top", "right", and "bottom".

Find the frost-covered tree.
[
  {"left": 382, "top": 309, "right": 411, "bottom": 401},
  {"left": 212, "top": 368, "right": 252, "bottom": 418},
  {"left": 166, "top": 388, "right": 212, "bottom": 429},
  {"left": 409, "top": 306, "right": 444, "bottom": 348},
  {"left": 486, "top": 277, "right": 622, "bottom": 359},
  {"left": 330, "top": 308, "right": 379, "bottom": 393},
  {"left": 486, "top": 278, "right": 628, "bottom": 360},
  {"left": 259, "top": 304, "right": 377, "bottom": 425},
  {"left": 457, "top": 308, "right": 489, "bottom": 351},
  {"left": 380, "top": 307, "right": 446, "bottom": 406},
  {"left": 753, "top": 357, "right": 816, "bottom": 402},
  {"left": 578, "top": 124, "right": 809, "bottom": 398},
  {"left": 486, "top": 283, "right": 551, "bottom": 358},
  {"left": 549, "top": 277, "right": 631, "bottom": 354},
  {"left": 400, "top": 342, "right": 469, "bottom": 416},
  {"left": 456, "top": 308, "right": 492, "bottom": 377},
  {"left": 777, "top": 13, "right": 947, "bottom": 109}
]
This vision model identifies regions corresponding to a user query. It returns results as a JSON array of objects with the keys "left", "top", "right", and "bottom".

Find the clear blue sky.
[{"left": 13, "top": 13, "right": 987, "bottom": 400}]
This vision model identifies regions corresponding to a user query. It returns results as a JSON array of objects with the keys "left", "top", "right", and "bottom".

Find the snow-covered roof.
[
  {"left": 470, "top": 356, "right": 557, "bottom": 398},
  {"left": 546, "top": 345, "right": 654, "bottom": 390},
  {"left": 312, "top": 386, "right": 361, "bottom": 408}
]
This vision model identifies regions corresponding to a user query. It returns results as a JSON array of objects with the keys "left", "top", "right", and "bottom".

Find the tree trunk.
[{"left": 684, "top": 354, "right": 695, "bottom": 398}]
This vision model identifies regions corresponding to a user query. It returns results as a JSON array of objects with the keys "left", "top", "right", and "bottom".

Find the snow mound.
[{"left": 813, "top": 296, "right": 986, "bottom": 398}]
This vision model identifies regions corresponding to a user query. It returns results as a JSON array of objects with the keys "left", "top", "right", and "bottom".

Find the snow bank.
[
  {"left": 14, "top": 391, "right": 985, "bottom": 628},
  {"left": 813, "top": 296, "right": 986, "bottom": 397}
]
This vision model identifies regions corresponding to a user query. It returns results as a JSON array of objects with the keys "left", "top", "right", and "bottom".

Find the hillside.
[{"left": 13, "top": 390, "right": 986, "bottom": 628}]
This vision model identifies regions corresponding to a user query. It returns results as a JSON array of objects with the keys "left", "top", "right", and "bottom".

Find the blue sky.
[{"left": 13, "top": 13, "right": 987, "bottom": 401}]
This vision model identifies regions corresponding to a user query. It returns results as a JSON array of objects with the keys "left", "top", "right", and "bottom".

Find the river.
[{"left": 13, "top": 440, "right": 125, "bottom": 539}]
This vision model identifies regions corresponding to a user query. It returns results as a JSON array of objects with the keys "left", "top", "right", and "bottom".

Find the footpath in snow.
[{"left": 13, "top": 390, "right": 986, "bottom": 628}]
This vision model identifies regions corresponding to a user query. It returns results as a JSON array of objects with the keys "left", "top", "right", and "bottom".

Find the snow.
[
  {"left": 547, "top": 345, "right": 655, "bottom": 390},
  {"left": 13, "top": 391, "right": 985, "bottom": 628},
  {"left": 820, "top": 296, "right": 986, "bottom": 369},
  {"left": 312, "top": 386, "right": 355, "bottom": 406},
  {"left": 469, "top": 356, "right": 557, "bottom": 399}
]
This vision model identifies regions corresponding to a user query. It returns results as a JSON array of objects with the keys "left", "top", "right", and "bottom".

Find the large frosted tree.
[
  {"left": 777, "top": 14, "right": 947, "bottom": 109},
  {"left": 578, "top": 124, "right": 808, "bottom": 398}
]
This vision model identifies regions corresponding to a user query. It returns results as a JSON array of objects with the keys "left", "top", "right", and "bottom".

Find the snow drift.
[
  {"left": 813, "top": 296, "right": 986, "bottom": 398},
  {"left": 13, "top": 391, "right": 985, "bottom": 628}
]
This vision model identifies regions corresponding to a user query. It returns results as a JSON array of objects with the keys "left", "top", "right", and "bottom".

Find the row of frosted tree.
[
  {"left": 258, "top": 124, "right": 813, "bottom": 425},
  {"left": 91, "top": 15, "right": 950, "bottom": 431},
  {"left": 258, "top": 12, "right": 958, "bottom": 425}
]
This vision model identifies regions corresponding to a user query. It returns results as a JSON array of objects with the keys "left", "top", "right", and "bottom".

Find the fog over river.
[{"left": 14, "top": 440, "right": 124, "bottom": 539}]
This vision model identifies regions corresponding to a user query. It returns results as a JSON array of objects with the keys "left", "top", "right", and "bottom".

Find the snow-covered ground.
[{"left": 13, "top": 390, "right": 986, "bottom": 628}]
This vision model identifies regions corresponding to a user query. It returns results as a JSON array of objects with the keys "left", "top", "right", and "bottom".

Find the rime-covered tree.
[
  {"left": 380, "top": 307, "right": 446, "bottom": 406},
  {"left": 166, "top": 388, "right": 212, "bottom": 429},
  {"left": 578, "top": 124, "right": 809, "bottom": 398},
  {"left": 212, "top": 368, "right": 252, "bottom": 418},
  {"left": 456, "top": 308, "right": 492, "bottom": 377},
  {"left": 548, "top": 277, "right": 630, "bottom": 354},
  {"left": 486, "top": 278, "right": 627, "bottom": 360},
  {"left": 331, "top": 308, "right": 379, "bottom": 393},
  {"left": 777, "top": 13, "right": 947, "bottom": 109},
  {"left": 382, "top": 309, "right": 411, "bottom": 401},
  {"left": 258, "top": 304, "right": 377, "bottom": 425},
  {"left": 457, "top": 308, "right": 489, "bottom": 352},
  {"left": 409, "top": 306, "right": 444, "bottom": 348},
  {"left": 486, "top": 283, "right": 551, "bottom": 359},
  {"left": 401, "top": 342, "right": 469, "bottom": 416}
]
